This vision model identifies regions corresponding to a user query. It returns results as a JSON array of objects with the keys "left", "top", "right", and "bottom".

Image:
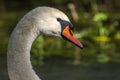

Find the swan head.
[{"left": 29, "top": 7, "right": 83, "bottom": 48}]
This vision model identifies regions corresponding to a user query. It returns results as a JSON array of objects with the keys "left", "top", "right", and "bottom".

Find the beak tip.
[
  {"left": 80, "top": 46, "right": 83, "bottom": 49},
  {"left": 79, "top": 44, "right": 83, "bottom": 49},
  {"left": 76, "top": 41, "right": 83, "bottom": 49}
]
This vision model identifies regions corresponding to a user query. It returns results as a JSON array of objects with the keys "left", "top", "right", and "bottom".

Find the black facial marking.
[{"left": 57, "top": 18, "right": 74, "bottom": 31}]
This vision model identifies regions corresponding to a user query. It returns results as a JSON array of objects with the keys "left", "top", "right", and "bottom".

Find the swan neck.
[{"left": 7, "top": 23, "right": 41, "bottom": 80}]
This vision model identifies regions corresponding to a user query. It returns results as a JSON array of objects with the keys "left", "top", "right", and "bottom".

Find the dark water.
[
  {"left": 35, "top": 60, "right": 120, "bottom": 80},
  {"left": 1, "top": 58, "right": 120, "bottom": 80}
]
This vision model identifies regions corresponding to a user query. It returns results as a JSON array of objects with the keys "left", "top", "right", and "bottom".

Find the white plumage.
[{"left": 7, "top": 6, "right": 83, "bottom": 80}]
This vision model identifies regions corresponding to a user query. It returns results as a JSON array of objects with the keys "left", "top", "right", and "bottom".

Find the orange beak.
[{"left": 62, "top": 26, "right": 83, "bottom": 49}]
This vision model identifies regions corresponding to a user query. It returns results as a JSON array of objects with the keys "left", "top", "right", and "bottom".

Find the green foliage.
[
  {"left": 93, "top": 13, "right": 108, "bottom": 22},
  {"left": 0, "top": 0, "right": 120, "bottom": 65},
  {"left": 73, "top": 9, "right": 119, "bottom": 63},
  {"left": 31, "top": 36, "right": 44, "bottom": 65},
  {"left": 114, "top": 31, "right": 120, "bottom": 40},
  {"left": 97, "top": 54, "right": 110, "bottom": 63},
  {"left": 53, "top": 0, "right": 64, "bottom": 4}
]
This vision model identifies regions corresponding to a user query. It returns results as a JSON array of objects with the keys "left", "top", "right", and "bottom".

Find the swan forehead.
[{"left": 36, "top": 7, "right": 70, "bottom": 21}]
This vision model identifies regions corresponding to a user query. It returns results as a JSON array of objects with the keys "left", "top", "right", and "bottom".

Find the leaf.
[{"left": 93, "top": 12, "right": 108, "bottom": 22}]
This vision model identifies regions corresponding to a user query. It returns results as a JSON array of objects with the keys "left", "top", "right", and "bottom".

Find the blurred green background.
[{"left": 0, "top": 0, "right": 120, "bottom": 80}]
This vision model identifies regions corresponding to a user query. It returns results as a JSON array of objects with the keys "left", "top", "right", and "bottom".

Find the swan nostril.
[{"left": 69, "top": 29, "right": 73, "bottom": 36}]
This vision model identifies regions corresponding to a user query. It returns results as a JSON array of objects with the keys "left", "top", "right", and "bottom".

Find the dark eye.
[
  {"left": 56, "top": 18, "right": 74, "bottom": 31},
  {"left": 57, "top": 18, "right": 61, "bottom": 21}
]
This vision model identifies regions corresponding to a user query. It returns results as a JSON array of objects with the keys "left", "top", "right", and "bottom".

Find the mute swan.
[{"left": 7, "top": 7, "right": 83, "bottom": 80}]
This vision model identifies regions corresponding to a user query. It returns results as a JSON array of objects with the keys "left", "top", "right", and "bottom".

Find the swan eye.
[
  {"left": 56, "top": 18, "right": 73, "bottom": 30},
  {"left": 57, "top": 18, "right": 61, "bottom": 21}
]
